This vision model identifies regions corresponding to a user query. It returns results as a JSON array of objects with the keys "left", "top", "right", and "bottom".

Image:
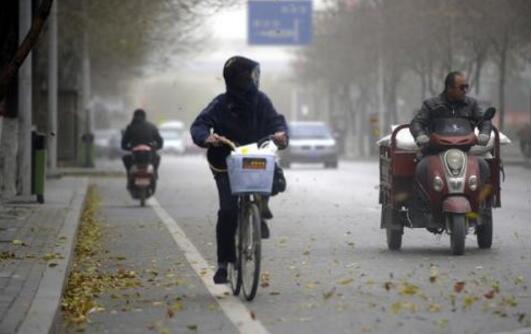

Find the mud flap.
[{"left": 442, "top": 196, "right": 471, "bottom": 214}]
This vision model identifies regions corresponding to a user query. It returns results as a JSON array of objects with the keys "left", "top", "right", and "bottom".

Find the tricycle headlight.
[
  {"left": 433, "top": 176, "right": 444, "bottom": 192},
  {"left": 468, "top": 175, "right": 478, "bottom": 191},
  {"left": 445, "top": 149, "right": 465, "bottom": 176}
]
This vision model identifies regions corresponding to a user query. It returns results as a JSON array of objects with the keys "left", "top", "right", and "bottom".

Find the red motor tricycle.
[{"left": 379, "top": 108, "right": 502, "bottom": 255}]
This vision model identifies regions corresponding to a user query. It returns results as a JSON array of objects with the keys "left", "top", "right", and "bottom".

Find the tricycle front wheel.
[
  {"left": 448, "top": 213, "right": 467, "bottom": 256},
  {"left": 477, "top": 207, "right": 493, "bottom": 249}
]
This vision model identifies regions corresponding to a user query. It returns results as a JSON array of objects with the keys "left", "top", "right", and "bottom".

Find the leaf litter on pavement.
[
  {"left": 350, "top": 265, "right": 531, "bottom": 329},
  {"left": 61, "top": 186, "right": 141, "bottom": 324}
]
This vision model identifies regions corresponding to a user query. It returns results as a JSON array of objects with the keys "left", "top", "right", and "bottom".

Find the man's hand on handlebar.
[
  {"left": 205, "top": 134, "right": 236, "bottom": 150},
  {"left": 272, "top": 131, "right": 288, "bottom": 148},
  {"left": 477, "top": 133, "right": 490, "bottom": 146},
  {"left": 415, "top": 134, "right": 430, "bottom": 147}
]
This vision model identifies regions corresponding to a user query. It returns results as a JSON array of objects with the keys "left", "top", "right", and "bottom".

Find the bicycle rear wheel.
[{"left": 240, "top": 202, "right": 261, "bottom": 301}]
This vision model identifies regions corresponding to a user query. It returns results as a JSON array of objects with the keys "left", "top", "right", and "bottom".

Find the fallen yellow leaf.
[
  {"left": 338, "top": 278, "right": 354, "bottom": 286},
  {"left": 399, "top": 282, "right": 419, "bottom": 296}
]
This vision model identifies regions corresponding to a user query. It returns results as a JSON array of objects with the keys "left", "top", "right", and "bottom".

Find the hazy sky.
[
  {"left": 181, "top": 0, "right": 328, "bottom": 71},
  {"left": 132, "top": 1, "right": 324, "bottom": 113}
]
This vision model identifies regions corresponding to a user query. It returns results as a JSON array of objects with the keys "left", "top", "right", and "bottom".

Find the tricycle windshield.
[{"left": 432, "top": 118, "right": 473, "bottom": 136}]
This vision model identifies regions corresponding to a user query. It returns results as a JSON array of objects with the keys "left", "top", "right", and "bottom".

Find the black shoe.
[
  {"left": 262, "top": 205, "right": 273, "bottom": 220},
  {"left": 260, "top": 199, "right": 273, "bottom": 219},
  {"left": 261, "top": 220, "right": 270, "bottom": 239},
  {"left": 213, "top": 267, "right": 228, "bottom": 284}
]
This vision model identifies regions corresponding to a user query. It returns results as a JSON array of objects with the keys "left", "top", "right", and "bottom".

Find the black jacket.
[
  {"left": 121, "top": 119, "right": 163, "bottom": 151},
  {"left": 410, "top": 93, "right": 492, "bottom": 139},
  {"left": 190, "top": 91, "right": 288, "bottom": 170}
]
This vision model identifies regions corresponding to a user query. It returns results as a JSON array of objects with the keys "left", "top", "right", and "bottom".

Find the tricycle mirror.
[{"left": 484, "top": 107, "right": 496, "bottom": 120}]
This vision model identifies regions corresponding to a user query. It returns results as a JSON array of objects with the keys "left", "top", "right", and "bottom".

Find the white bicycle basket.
[{"left": 226, "top": 152, "right": 275, "bottom": 195}]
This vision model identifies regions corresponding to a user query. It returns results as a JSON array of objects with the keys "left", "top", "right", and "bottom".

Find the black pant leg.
[
  {"left": 153, "top": 152, "right": 161, "bottom": 171},
  {"left": 122, "top": 154, "right": 133, "bottom": 171},
  {"left": 477, "top": 157, "right": 490, "bottom": 185},
  {"left": 214, "top": 172, "right": 238, "bottom": 264}
]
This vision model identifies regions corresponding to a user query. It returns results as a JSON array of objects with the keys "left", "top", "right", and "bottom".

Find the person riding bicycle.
[
  {"left": 190, "top": 56, "right": 288, "bottom": 284},
  {"left": 121, "top": 108, "right": 163, "bottom": 187},
  {"left": 410, "top": 71, "right": 493, "bottom": 186}
]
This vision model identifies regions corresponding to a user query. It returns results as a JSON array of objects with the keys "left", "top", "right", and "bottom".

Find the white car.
[
  {"left": 160, "top": 121, "right": 185, "bottom": 155},
  {"left": 279, "top": 121, "right": 339, "bottom": 168}
]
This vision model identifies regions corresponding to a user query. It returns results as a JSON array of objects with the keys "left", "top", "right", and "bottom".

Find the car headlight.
[
  {"left": 433, "top": 176, "right": 444, "bottom": 192},
  {"left": 468, "top": 175, "right": 478, "bottom": 191},
  {"left": 445, "top": 149, "right": 465, "bottom": 176}
]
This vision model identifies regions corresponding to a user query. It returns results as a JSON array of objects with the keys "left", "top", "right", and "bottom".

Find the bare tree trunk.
[
  {"left": 498, "top": 47, "right": 507, "bottom": 131},
  {"left": 474, "top": 56, "right": 483, "bottom": 95},
  {"left": 359, "top": 86, "right": 370, "bottom": 157},
  {"left": 343, "top": 84, "right": 356, "bottom": 159},
  {"left": 47, "top": 0, "right": 58, "bottom": 171},
  {"left": 420, "top": 71, "right": 427, "bottom": 100},
  {"left": 1, "top": 118, "right": 18, "bottom": 199},
  {"left": 427, "top": 57, "right": 437, "bottom": 96},
  {"left": 17, "top": 0, "right": 32, "bottom": 196},
  {"left": 377, "top": 52, "right": 385, "bottom": 140},
  {"left": 79, "top": 0, "right": 93, "bottom": 167},
  {"left": 385, "top": 68, "right": 399, "bottom": 126},
  {"left": 0, "top": 115, "right": 3, "bottom": 202}
]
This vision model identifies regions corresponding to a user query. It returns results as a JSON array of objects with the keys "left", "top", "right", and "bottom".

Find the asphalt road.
[{"left": 59, "top": 155, "right": 531, "bottom": 334}]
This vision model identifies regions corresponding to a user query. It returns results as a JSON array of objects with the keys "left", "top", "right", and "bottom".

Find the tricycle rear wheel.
[
  {"left": 386, "top": 227, "right": 403, "bottom": 250},
  {"left": 477, "top": 207, "right": 493, "bottom": 249},
  {"left": 382, "top": 206, "right": 403, "bottom": 250}
]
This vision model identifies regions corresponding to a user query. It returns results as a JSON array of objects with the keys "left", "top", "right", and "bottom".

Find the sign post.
[{"left": 248, "top": 0, "right": 312, "bottom": 46}]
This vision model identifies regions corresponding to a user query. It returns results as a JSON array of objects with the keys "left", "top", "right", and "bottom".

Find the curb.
[{"left": 16, "top": 178, "right": 89, "bottom": 334}]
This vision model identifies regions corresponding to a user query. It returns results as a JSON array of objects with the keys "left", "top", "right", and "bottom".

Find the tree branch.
[{"left": 0, "top": 0, "right": 53, "bottom": 108}]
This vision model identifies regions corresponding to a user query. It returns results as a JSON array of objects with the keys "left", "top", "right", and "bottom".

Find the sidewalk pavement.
[
  {"left": 0, "top": 177, "right": 88, "bottom": 334},
  {"left": 55, "top": 158, "right": 125, "bottom": 178}
]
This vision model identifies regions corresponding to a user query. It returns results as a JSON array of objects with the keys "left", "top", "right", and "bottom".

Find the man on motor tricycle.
[{"left": 410, "top": 71, "right": 493, "bottom": 184}]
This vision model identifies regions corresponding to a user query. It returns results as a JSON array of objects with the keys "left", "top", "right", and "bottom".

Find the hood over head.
[
  {"left": 223, "top": 56, "right": 260, "bottom": 95},
  {"left": 132, "top": 108, "right": 147, "bottom": 123}
]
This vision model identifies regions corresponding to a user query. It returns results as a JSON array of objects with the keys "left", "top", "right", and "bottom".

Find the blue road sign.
[{"left": 248, "top": 0, "right": 313, "bottom": 46}]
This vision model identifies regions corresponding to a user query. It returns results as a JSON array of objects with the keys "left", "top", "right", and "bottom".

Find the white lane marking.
[
  {"left": 493, "top": 328, "right": 531, "bottom": 334},
  {"left": 149, "top": 197, "right": 271, "bottom": 334}
]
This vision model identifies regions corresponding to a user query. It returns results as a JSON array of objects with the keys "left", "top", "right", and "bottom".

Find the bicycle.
[{"left": 215, "top": 135, "right": 277, "bottom": 301}]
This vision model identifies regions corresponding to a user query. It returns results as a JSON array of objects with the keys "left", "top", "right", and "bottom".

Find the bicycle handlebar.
[{"left": 213, "top": 134, "right": 273, "bottom": 150}]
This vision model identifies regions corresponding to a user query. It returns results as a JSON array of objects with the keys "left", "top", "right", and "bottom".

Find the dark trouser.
[
  {"left": 122, "top": 153, "right": 161, "bottom": 172},
  {"left": 214, "top": 172, "right": 238, "bottom": 264}
]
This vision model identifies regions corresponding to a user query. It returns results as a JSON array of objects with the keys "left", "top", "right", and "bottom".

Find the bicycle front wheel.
[
  {"left": 229, "top": 223, "right": 242, "bottom": 296},
  {"left": 240, "top": 202, "right": 261, "bottom": 301}
]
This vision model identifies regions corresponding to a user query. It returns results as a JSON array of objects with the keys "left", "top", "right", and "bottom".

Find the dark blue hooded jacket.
[{"left": 190, "top": 56, "right": 288, "bottom": 170}]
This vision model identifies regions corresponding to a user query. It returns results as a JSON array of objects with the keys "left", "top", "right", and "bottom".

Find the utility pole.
[
  {"left": 47, "top": 0, "right": 58, "bottom": 171},
  {"left": 377, "top": 12, "right": 385, "bottom": 140},
  {"left": 18, "top": 0, "right": 32, "bottom": 196}
]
